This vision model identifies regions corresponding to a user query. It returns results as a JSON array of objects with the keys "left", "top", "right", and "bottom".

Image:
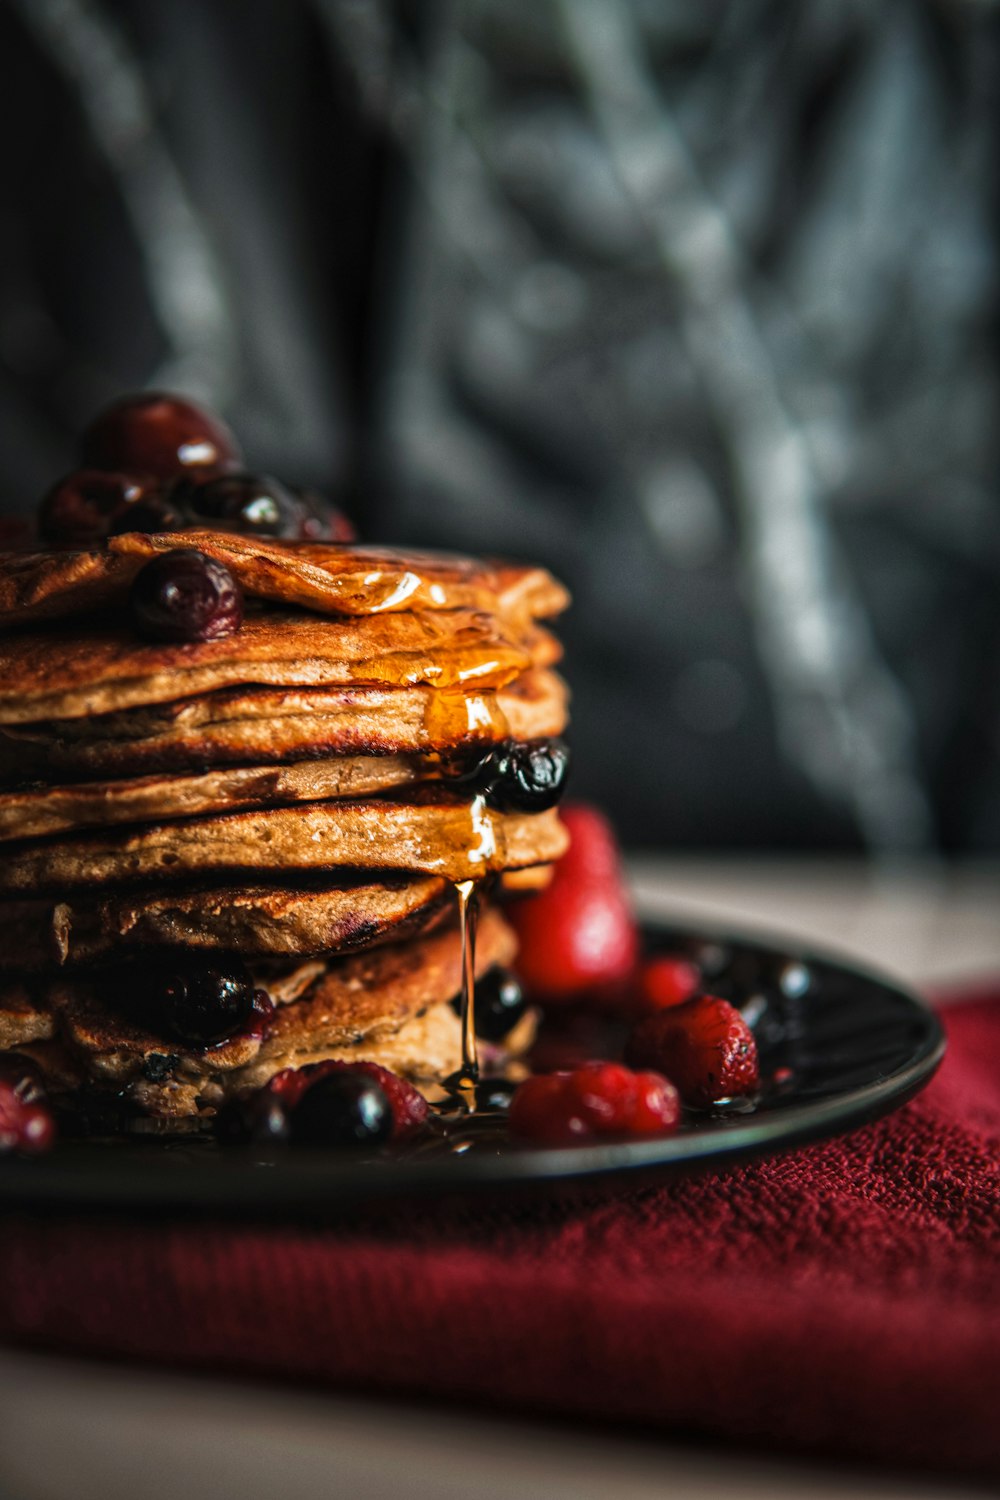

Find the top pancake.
[{"left": 0, "top": 534, "right": 568, "bottom": 629}]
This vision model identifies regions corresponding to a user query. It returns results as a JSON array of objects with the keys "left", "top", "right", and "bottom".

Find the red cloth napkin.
[{"left": 1, "top": 993, "right": 999, "bottom": 1481}]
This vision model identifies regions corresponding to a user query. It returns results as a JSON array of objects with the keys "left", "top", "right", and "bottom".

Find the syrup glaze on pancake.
[
  {"left": 1, "top": 905, "right": 515, "bottom": 1117},
  {"left": 0, "top": 608, "right": 562, "bottom": 724},
  {"left": 0, "top": 668, "right": 569, "bottom": 781},
  {"left": 0, "top": 534, "right": 568, "bottom": 629},
  {"left": 0, "top": 798, "right": 569, "bottom": 894},
  {"left": 0, "top": 874, "right": 452, "bottom": 970}
]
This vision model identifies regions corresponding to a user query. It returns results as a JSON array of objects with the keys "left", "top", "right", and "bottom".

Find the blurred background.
[{"left": 0, "top": 0, "right": 997, "bottom": 858}]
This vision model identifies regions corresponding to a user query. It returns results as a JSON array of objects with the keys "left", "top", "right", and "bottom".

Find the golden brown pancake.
[
  {"left": 0, "top": 874, "right": 452, "bottom": 969},
  {"left": 0, "top": 608, "right": 562, "bottom": 724},
  {"left": 0, "top": 668, "right": 569, "bottom": 780},
  {"left": 0, "top": 535, "right": 569, "bottom": 629},
  {"left": 0, "top": 754, "right": 435, "bottom": 841},
  {"left": 3, "top": 905, "right": 514, "bottom": 1117},
  {"left": 0, "top": 798, "right": 568, "bottom": 894}
]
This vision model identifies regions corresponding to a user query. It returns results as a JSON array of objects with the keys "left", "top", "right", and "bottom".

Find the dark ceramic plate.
[{"left": 0, "top": 920, "right": 945, "bottom": 1212}]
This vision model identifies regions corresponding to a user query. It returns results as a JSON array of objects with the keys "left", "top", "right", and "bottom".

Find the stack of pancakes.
[{"left": 0, "top": 531, "right": 569, "bottom": 1119}]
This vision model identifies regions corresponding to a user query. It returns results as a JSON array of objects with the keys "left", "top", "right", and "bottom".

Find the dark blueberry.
[
  {"left": 291, "top": 1070, "right": 393, "bottom": 1148},
  {"left": 474, "top": 967, "right": 528, "bottom": 1042},
  {"left": 146, "top": 958, "right": 256, "bottom": 1046},
  {"left": 81, "top": 392, "right": 242, "bottom": 479},
  {"left": 293, "top": 486, "right": 357, "bottom": 542},
  {"left": 40, "top": 469, "right": 147, "bottom": 546},
  {"left": 141, "top": 1051, "right": 180, "bottom": 1082},
  {"left": 216, "top": 1089, "right": 291, "bottom": 1145},
  {"left": 130, "top": 548, "right": 244, "bottom": 643},
  {"left": 181, "top": 471, "right": 302, "bottom": 538},
  {"left": 485, "top": 738, "right": 570, "bottom": 813},
  {"left": 440, "top": 745, "right": 497, "bottom": 789},
  {"left": 107, "top": 490, "right": 187, "bottom": 536}
]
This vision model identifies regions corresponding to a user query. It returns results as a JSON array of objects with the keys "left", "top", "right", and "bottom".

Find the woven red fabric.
[{"left": 1, "top": 996, "right": 998, "bottom": 1479}]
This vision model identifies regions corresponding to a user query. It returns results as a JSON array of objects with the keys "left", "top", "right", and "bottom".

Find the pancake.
[
  {"left": 0, "top": 874, "right": 452, "bottom": 969},
  {"left": 0, "top": 798, "right": 569, "bottom": 894},
  {"left": 0, "top": 667, "right": 569, "bottom": 780},
  {"left": 3, "top": 904, "right": 514, "bottom": 1117},
  {"left": 0, "top": 608, "right": 560, "bottom": 724},
  {"left": 0, "top": 535, "right": 569, "bottom": 629},
  {"left": 0, "top": 754, "right": 435, "bottom": 841}
]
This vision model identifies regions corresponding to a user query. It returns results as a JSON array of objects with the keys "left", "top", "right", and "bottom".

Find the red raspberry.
[
  {"left": 566, "top": 1062, "right": 637, "bottom": 1131},
  {"left": 635, "top": 955, "right": 700, "bottom": 1011},
  {"left": 0, "top": 1075, "right": 56, "bottom": 1154},
  {"left": 510, "top": 1064, "right": 680, "bottom": 1144},
  {"left": 509, "top": 804, "right": 639, "bottom": 1004},
  {"left": 631, "top": 1071, "right": 682, "bottom": 1133},
  {"left": 508, "top": 1073, "right": 588, "bottom": 1145},
  {"left": 268, "top": 1060, "right": 428, "bottom": 1139},
  {"left": 625, "top": 994, "right": 760, "bottom": 1107}
]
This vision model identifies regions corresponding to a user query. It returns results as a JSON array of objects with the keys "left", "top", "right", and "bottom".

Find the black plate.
[{"left": 0, "top": 921, "right": 945, "bottom": 1212}]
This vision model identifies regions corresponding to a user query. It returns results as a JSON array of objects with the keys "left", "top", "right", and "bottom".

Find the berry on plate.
[
  {"left": 635, "top": 954, "right": 701, "bottom": 1011},
  {"left": 508, "top": 803, "right": 639, "bottom": 1004},
  {"left": 625, "top": 994, "right": 760, "bottom": 1107},
  {"left": 268, "top": 1060, "right": 428, "bottom": 1140},
  {"left": 509, "top": 1063, "right": 679, "bottom": 1145}
]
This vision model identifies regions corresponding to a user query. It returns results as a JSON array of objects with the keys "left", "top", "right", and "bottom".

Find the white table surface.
[{"left": 1, "top": 858, "right": 997, "bottom": 1500}]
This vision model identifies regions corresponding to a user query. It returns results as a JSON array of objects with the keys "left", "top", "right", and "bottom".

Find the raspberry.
[
  {"left": 509, "top": 804, "right": 640, "bottom": 1004},
  {"left": 635, "top": 955, "right": 700, "bottom": 1011},
  {"left": 566, "top": 1062, "right": 637, "bottom": 1131},
  {"left": 267, "top": 1060, "right": 428, "bottom": 1139},
  {"left": 510, "top": 1064, "right": 680, "bottom": 1144},
  {"left": 0, "top": 1073, "right": 56, "bottom": 1154},
  {"left": 625, "top": 994, "right": 760, "bottom": 1107}
]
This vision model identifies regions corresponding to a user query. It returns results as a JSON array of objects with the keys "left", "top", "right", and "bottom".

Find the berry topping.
[
  {"left": 635, "top": 954, "right": 701, "bottom": 1011},
  {"left": 625, "top": 994, "right": 760, "bottom": 1107},
  {"left": 0, "top": 1057, "right": 56, "bottom": 1154},
  {"left": 509, "top": 1063, "right": 679, "bottom": 1145},
  {"left": 144, "top": 957, "right": 256, "bottom": 1047},
  {"left": 474, "top": 967, "right": 528, "bottom": 1042},
  {"left": 81, "top": 392, "right": 242, "bottom": 479},
  {"left": 268, "top": 1059, "right": 428, "bottom": 1139},
  {"left": 485, "top": 739, "right": 571, "bottom": 813},
  {"left": 216, "top": 1090, "right": 291, "bottom": 1145},
  {"left": 40, "top": 469, "right": 149, "bottom": 546},
  {"left": 130, "top": 548, "right": 244, "bottom": 643},
  {"left": 291, "top": 1069, "right": 394, "bottom": 1148},
  {"left": 106, "top": 490, "right": 187, "bottom": 536},
  {"left": 295, "top": 487, "right": 357, "bottom": 542},
  {"left": 509, "top": 803, "right": 640, "bottom": 1004},
  {"left": 180, "top": 471, "right": 303, "bottom": 538}
]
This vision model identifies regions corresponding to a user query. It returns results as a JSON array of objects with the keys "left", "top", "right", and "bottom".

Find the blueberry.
[
  {"left": 130, "top": 547, "right": 244, "bottom": 643},
  {"left": 107, "top": 490, "right": 187, "bottom": 536},
  {"left": 216, "top": 1090, "right": 291, "bottom": 1145},
  {"left": 40, "top": 469, "right": 148, "bottom": 546},
  {"left": 146, "top": 958, "right": 256, "bottom": 1046},
  {"left": 291, "top": 1070, "right": 393, "bottom": 1148},
  {"left": 81, "top": 392, "right": 243, "bottom": 479},
  {"left": 475, "top": 967, "right": 528, "bottom": 1042},
  {"left": 180, "top": 471, "right": 303, "bottom": 538},
  {"left": 485, "top": 738, "right": 570, "bottom": 813}
]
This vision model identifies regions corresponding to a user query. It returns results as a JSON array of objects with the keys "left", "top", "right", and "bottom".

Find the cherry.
[
  {"left": 474, "top": 967, "right": 528, "bottom": 1042},
  {"left": 179, "top": 471, "right": 302, "bottom": 538},
  {"left": 143, "top": 957, "right": 256, "bottom": 1047},
  {"left": 40, "top": 469, "right": 149, "bottom": 546},
  {"left": 81, "top": 392, "right": 242, "bottom": 479},
  {"left": 291, "top": 1070, "right": 393, "bottom": 1148},
  {"left": 130, "top": 548, "right": 244, "bottom": 642}
]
